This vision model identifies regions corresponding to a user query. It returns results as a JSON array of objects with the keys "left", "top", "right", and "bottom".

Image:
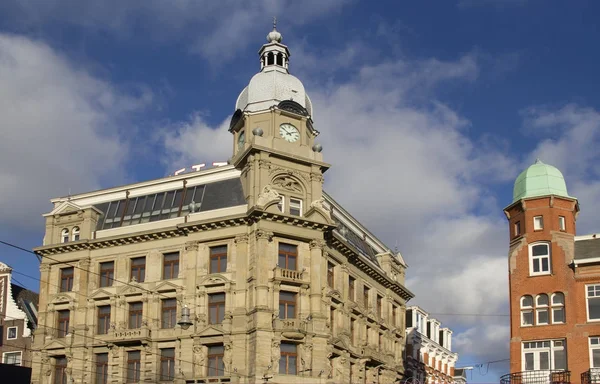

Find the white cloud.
[{"left": 0, "top": 33, "right": 151, "bottom": 230}]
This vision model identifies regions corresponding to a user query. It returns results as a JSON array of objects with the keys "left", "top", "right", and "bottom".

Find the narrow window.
[
  {"left": 61, "top": 228, "right": 69, "bottom": 243},
  {"left": 590, "top": 337, "right": 600, "bottom": 367},
  {"left": 95, "top": 353, "right": 109, "bottom": 384},
  {"left": 279, "top": 291, "right": 296, "bottom": 319},
  {"left": 71, "top": 226, "right": 80, "bottom": 241},
  {"left": 530, "top": 243, "right": 551, "bottom": 275},
  {"left": 99, "top": 261, "right": 114, "bottom": 287},
  {"left": 163, "top": 252, "right": 180, "bottom": 279},
  {"left": 348, "top": 276, "right": 355, "bottom": 301},
  {"left": 520, "top": 295, "right": 534, "bottom": 326},
  {"left": 54, "top": 356, "right": 68, "bottom": 384},
  {"left": 327, "top": 262, "right": 335, "bottom": 288},
  {"left": 330, "top": 306, "right": 335, "bottom": 328},
  {"left": 60, "top": 267, "right": 74, "bottom": 292},
  {"left": 160, "top": 348, "right": 175, "bottom": 381},
  {"left": 161, "top": 298, "right": 177, "bottom": 329},
  {"left": 278, "top": 243, "right": 297, "bottom": 270},
  {"left": 536, "top": 294, "right": 549, "bottom": 325},
  {"left": 130, "top": 257, "right": 146, "bottom": 283},
  {"left": 587, "top": 284, "right": 600, "bottom": 321},
  {"left": 533, "top": 215, "right": 544, "bottom": 230},
  {"left": 209, "top": 293, "right": 225, "bottom": 324},
  {"left": 129, "top": 302, "right": 143, "bottom": 329},
  {"left": 514, "top": 221, "right": 521, "bottom": 236},
  {"left": 97, "top": 306, "right": 111, "bottom": 335},
  {"left": 7, "top": 326, "right": 17, "bottom": 340},
  {"left": 276, "top": 52, "right": 283, "bottom": 66},
  {"left": 277, "top": 196, "right": 284, "bottom": 213},
  {"left": 0, "top": 325, "right": 3, "bottom": 346},
  {"left": 363, "top": 286, "right": 370, "bottom": 308},
  {"left": 551, "top": 292, "right": 565, "bottom": 323},
  {"left": 209, "top": 245, "right": 228, "bottom": 274},
  {"left": 3, "top": 352, "right": 22, "bottom": 365},
  {"left": 392, "top": 305, "right": 397, "bottom": 326},
  {"left": 57, "top": 310, "right": 70, "bottom": 338},
  {"left": 377, "top": 295, "right": 383, "bottom": 318},
  {"left": 279, "top": 342, "right": 297, "bottom": 375},
  {"left": 208, "top": 345, "right": 224, "bottom": 377},
  {"left": 350, "top": 318, "right": 355, "bottom": 344},
  {"left": 126, "top": 351, "right": 141, "bottom": 383},
  {"left": 559, "top": 216, "right": 566, "bottom": 231},
  {"left": 289, "top": 198, "right": 302, "bottom": 216}
]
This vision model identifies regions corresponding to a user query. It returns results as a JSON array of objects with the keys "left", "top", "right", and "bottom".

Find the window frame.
[
  {"left": 162, "top": 252, "right": 180, "bottom": 280},
  {"left": 533, "top": 215, "right": 544, "bottom": 230},
  {"left": 54, "top": 356, "right": 68, "bottom": 384},
  {"left": 99, "top": 261, "right": 114, "bottom": 287},
  {"left": 559, "top": 216, "right": 566, "bottom": 231},
  {"left": 60, "top": 267, "right": 74, "bottom": 292},
  {"left": 57, "top": 310, "right": 70, "bottom": 338},
  {"left": 61, "top": 228, "right": 69, "bottom": 243},
  {"left": 289, "top": 198, "right": 302, "bottom": 216},
  {"left": 2, "top": 351, "right": 22, "bottom": 366},
  {"left": 590, "top": 337, "right": 600, "bottom": 368},
  {"left": 97, "top": 305, "right": 111, "bottom": 335},
  {"left": 348, "top": 276, "right": 356, "bottom": 301},
  {"left": 209, "top": 245, "right": 228, "bottom": 274},
  {"left": 536, "top": 294, "right": 549, "bottom": 325},
  {"left": 514, "top": 221, "right": 521, "bottom": 237},
  {"left": 161, "top": 298, "right": 177, "bottom": 329},
  {"left": 95, "top": 353, "right": 109, "bottom": 384},
  {"left": 207, "top": 345, "right": 225, "bottom": 377},
  {"left": 279, "top": 342, "right": 298, "bottom": 375},
  {"left": 71, "top": 226, "right": 80, "bottom": 241},
  {"left": 129, "top": 302, "right": 143, "bottom": 329},
  {"left": 363, "top": 286, "right": 370, "bottom": 308},
  {"left": 522, "top": 339, "right": 566, "bottom": 371},
  {"left": 7, "top": 326, "right": 17, "bottom": 340},
  {"left": 529, "top": 242, "right": 551, "bottom": 276},
  {"left": 551, "top": 292, "right": 565, "bottom": 324},
  {"left": 279, "top": 291, "right": 297, "bottom": 320},
  {"left": 208, "top": 293, "right": 226, "bottom": 325},
  {"left": 159, "top": 348, "right": 175, "bottom": 382},
  {"left": 587, "top": 284, "right": 600, "bottom": 322},
  {"left": 327, "top": 262, "right": 335, "bottom": 288},
  {"left": 377, "top": 295, "right": 383, "bottom": 318},
  {"left": 130, "top": 257, "right": 146, "bottom": 283},
  {"left": 126, "top": 350, "right": 141, "bottom": 383},
  {"left": 278, "top": 243, "right": 297, "bottom": 271}
]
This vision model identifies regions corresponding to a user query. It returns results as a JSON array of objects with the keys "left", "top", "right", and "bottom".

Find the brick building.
[
  {"left": 0, "top": 262, "right": 39, "bottom": 368},
  {"left": 404, "top": 306, "right": 459, "bottom": 384},
  {"left": 502, "top": 159, "right": 600, "bottom": 383}
]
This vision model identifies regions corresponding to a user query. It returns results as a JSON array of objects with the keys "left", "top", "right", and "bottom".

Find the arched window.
[
  {"left": 276, "top": 53, "right": 283, "bottom": 66},
  {"left": 520, "top": 295, "right": 533, "bottom": 326},
  {"left": 551, "top": 292, "right": 565, "bottom": 323},
  {"left": 71, "top": 227, "right": 80, "bottom": 241},
  {"left": 61, "top": 228, "right": 69, "bottom": 243},
  {"left": 267, "top": 52, "right": 274, "bottom": 65},
  {"left": 529, "top": 242, "right": 551, "bottom": 276},
  {"left": 536, "top": 294, "right": 549, "bottom": 325}
]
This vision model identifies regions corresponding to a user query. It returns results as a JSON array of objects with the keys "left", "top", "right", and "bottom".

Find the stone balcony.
[
  {"left": 273, "top": 318, "right": 307, "bottom": 339},
  {"left": 106, "top": 327, "right": 151, "bottom": 346},
  {"left": 273, "top": 267, "right": 306, "bottom": 286}
]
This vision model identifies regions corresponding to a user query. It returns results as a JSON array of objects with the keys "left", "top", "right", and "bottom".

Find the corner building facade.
[
  {"left": 503, "top": 160, "right": 600, "bottom": 383},
  {"left": 30, "top": 27, "right": 413, "bottom": 384}
]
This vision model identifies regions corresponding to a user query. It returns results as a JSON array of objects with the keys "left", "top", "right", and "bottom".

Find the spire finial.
[
  {"left": 266, "top": 18, "right": 282, "bottom": 43},
  {"left": 273, "top": 16, "right": 277, "bottom": 30}
]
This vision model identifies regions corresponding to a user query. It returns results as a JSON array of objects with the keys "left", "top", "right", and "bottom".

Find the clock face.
[
  {"left": 238, "top": 130, "right": 245, "bottom": 148},
  {"left": 279, "top": 123, "right": 300, "bottom": 143}
]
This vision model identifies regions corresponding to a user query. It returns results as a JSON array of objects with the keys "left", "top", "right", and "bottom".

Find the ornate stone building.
[
  {"left": 30, "top": 26, "right": 413, "bottom": 384},
  {"left": 502, "top": 160, "right": 600, "bottom": 383}
]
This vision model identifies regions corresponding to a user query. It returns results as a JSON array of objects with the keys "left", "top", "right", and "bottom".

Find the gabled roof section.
[
  {"left": 575, "top": 235, "right": 600, "bottom": 261},
  {"left": 44, "top": 200, "right": 103, "bottom": 217}
]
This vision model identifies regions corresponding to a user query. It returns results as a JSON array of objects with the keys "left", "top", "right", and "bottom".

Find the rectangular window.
[
  {"left": 95, "top": 353, "right": 108, "bottom": 384},
  {"left": 127, "top": 351, "right": 141, "bottom": 383},
  {"left": 7, "top": 326, "right": 17, "bottom": 340},
  {"left": 327, "top": 262, "right": 335, "bottom": 288},
  {"left": 54, "top": 356, "right": 68, "bottom": 384},
  {"left": 209, "top": 293, "right": 226, "bottom": 324},
  {"left": 163, "top": 252, "right": 180, "bottom": 279},
  {"left": 208, "top": 345, "right": 224, "bottom": 377},
  {"left": 392, "top": 305, "right": 397, "bottom": 326},
  {"left": 350, "top": 318, "right": 355, "bottom": 344},
  {"left": 97, "top": 306, "right": 111, "bottom": 335},
  {"left": 588, "top": 285, "right": 600, "bottom": 321},
  {"left": 130, "top": 257, "right": 146, "bottom": 283},
  {"left": 330, "top": 306, "right": 335, "bottom": 327},
  {"left": 161, "top": 298, "right": 177, "bottom": 329},
  {"left": 160, "top": 348, "right": 175, "bottom": 381},
  {"left": 363, "top": 286, "right": 370, "bottom": 308},
  {"left": 522, "top": 340, "right": 565, "bottom": 370},
  {"left": 590, "top": 337, "right": 600, "bottom": 368},
  {"left": 99, "top": 261, "right": 114, "bottom": 287},
  {"left": 3, "top": 352, "right": 22, "bottom": 366},
  {"left": 289, "top": 198, "right": 302, "bottom": 216},
  {"left": 277, "top": 196, "right": 284, "bottom": 212},
  {"left": 522, "top": 310, "right": 534, "bottom": 326},
  {"left": 514, "top": 221, "right": 521, "bottom": 236},
  {"left": 533, "top": 215, "right": 544, "bottom": 230},
  {"left": 279, "top": 291, "right": 297, "bottom": 320},
  {"left": 278, "top": 243, "right": 297, "bottom": 270},
  {"left": 552, "top": 293, "right": 565, "bottom": 324},
  {"left": 0, "top": 325, "right": 3, "bottom": 346},
  {"left": 129, "top": 302, "right": 143, "bottom": 329},
  {"left": 279, "top": 342, "right": 297, "bottom": 375},
  {"left": 530, "top": 243, "right": 551, "bottom": 275},
  {"left": 377, "top": 295, "right": 383, "bottom": 318},
  {"left": 60, "top": 267, "right": 74, "bottom": 292},
  {"left": 348, "top": 276, "right": 355, "bottom": 301},
  {"left": 57, "top": 310, "right": 70, "bottom": 338},
  {"left": 209, "top": 245, "right": 228, "bottom": 274},
  {"left": 559, "top": 216, "right": 566, "bottom": 231}
]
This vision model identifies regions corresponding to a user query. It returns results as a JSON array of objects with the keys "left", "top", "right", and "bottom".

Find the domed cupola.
[
  {"left": 512, "top": 159, "right": 572, "bottom": 203},
  {"left": 235, "top": 21, "right": 313, "bottom": 117}
]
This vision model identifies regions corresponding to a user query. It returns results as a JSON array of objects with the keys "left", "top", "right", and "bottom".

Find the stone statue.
[
  {"left": 257, "top": 185, "right": 280, "bottom": 207},
  {"left": 271, "top": 341, "right": 280, "bottom": 372},
  {"left": 223, "top": 343, "right": 233, "bottom": 373}
]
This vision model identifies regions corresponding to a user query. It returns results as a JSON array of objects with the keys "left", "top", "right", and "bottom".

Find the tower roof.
[{"left": 512, "top": 159, "right": 572, "bottom": 203}]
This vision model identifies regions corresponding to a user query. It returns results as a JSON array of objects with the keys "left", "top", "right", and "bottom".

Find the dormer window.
[
  {"left": 61, "top": 228, "right": 69, "bottom": 243},
  {"left": 71, "top": 227, "right": 80, "bottom": 241}
]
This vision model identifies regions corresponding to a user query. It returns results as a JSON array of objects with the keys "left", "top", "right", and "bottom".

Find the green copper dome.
[{"left": 512, "top": 159, "right": 571, "bottom": 203}]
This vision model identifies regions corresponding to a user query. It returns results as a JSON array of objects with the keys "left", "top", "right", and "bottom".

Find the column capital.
[{"left": 309, "top": 239, "right": 326, "bottom": 250}]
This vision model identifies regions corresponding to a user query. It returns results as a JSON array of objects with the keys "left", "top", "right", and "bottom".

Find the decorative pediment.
[
  {"left": 304, "top": 199, "right": 335, "bottom": 226},
  {"left": 44, "top": 339, "right": 68, "bottom": 350},
  {"left": 51, "top": 201, "right": 83, "bottom": 216},
  {"left": 326, "top": 288, "right": 343, "bottom": 303},
  {"left": 272, "top": 175, "right": 303, "bottom": 193},
  {"left": 197, "top": 325, "right": 225, "bottom": 337},
  {"left": 331, "top": 336, "right": 351, "bottom": 351},
  {"left": 89, "top": 289, "right": 112, "bottom": 300},
  {"left": 256, "top": 185, "right": 280, "bottom": 210},
  {"left": 197, "top": 274, "right": 228, "bottom": 287},
  {"left": 51, "top": 294, "right": 73, "bottom": 304},
  {"left": 118, "top": 283, "right": 144, "bottom": 297},
  {"left": 155, "top": 280, "right": 181, "bottom": 293}
]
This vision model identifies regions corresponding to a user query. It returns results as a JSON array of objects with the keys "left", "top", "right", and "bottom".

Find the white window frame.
[
  {"left": 522, "top": 339, "right": 566, "bottom": 371},
  {"left": 521, "top": 295, "right": 534, "bottom": 326},
  {"left": 551, "top": 292, "right": 565, "bottom": 324},
  {"left": 536, "top": 294, "right": 549, "bottom": 325},
  {"left": 2, "top": 351, "right": 22, "bottom": 366},
  {"left": 587, "top": 284, "right": 600, "bottom": 322},
  {"left": 277, "top": 196, "right": 285, "bottom": 213},
  {"left": 61, "top": 228, "right": 69, "bottom": 243},
  {"left": 529, "top": 242, "right": 551, "bottom": 276},
  {"left": 7, "top": 326, "right": 18, "bottom": 340},
  {"left": 514, "top": 221, "right": 521, "bottom": 236},
  {"left": 72, "top": 226, "right": 80, "bottom": 241},
  {"left": 533, "top": 215, "right": 544, "bottom": 230},
  {"left": 289, "top": 198, "right": 302, "bottom": 217},
  {"left": 558, "top": 216, "right": 566, "bottom": 231},
  {"left": 590, "top": 337, "right": 600, "bottom": 368}
]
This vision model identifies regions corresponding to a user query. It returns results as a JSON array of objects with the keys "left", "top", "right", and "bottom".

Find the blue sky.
[{"left": 1, "top": 1, "right": 600, "bottom": 382}]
